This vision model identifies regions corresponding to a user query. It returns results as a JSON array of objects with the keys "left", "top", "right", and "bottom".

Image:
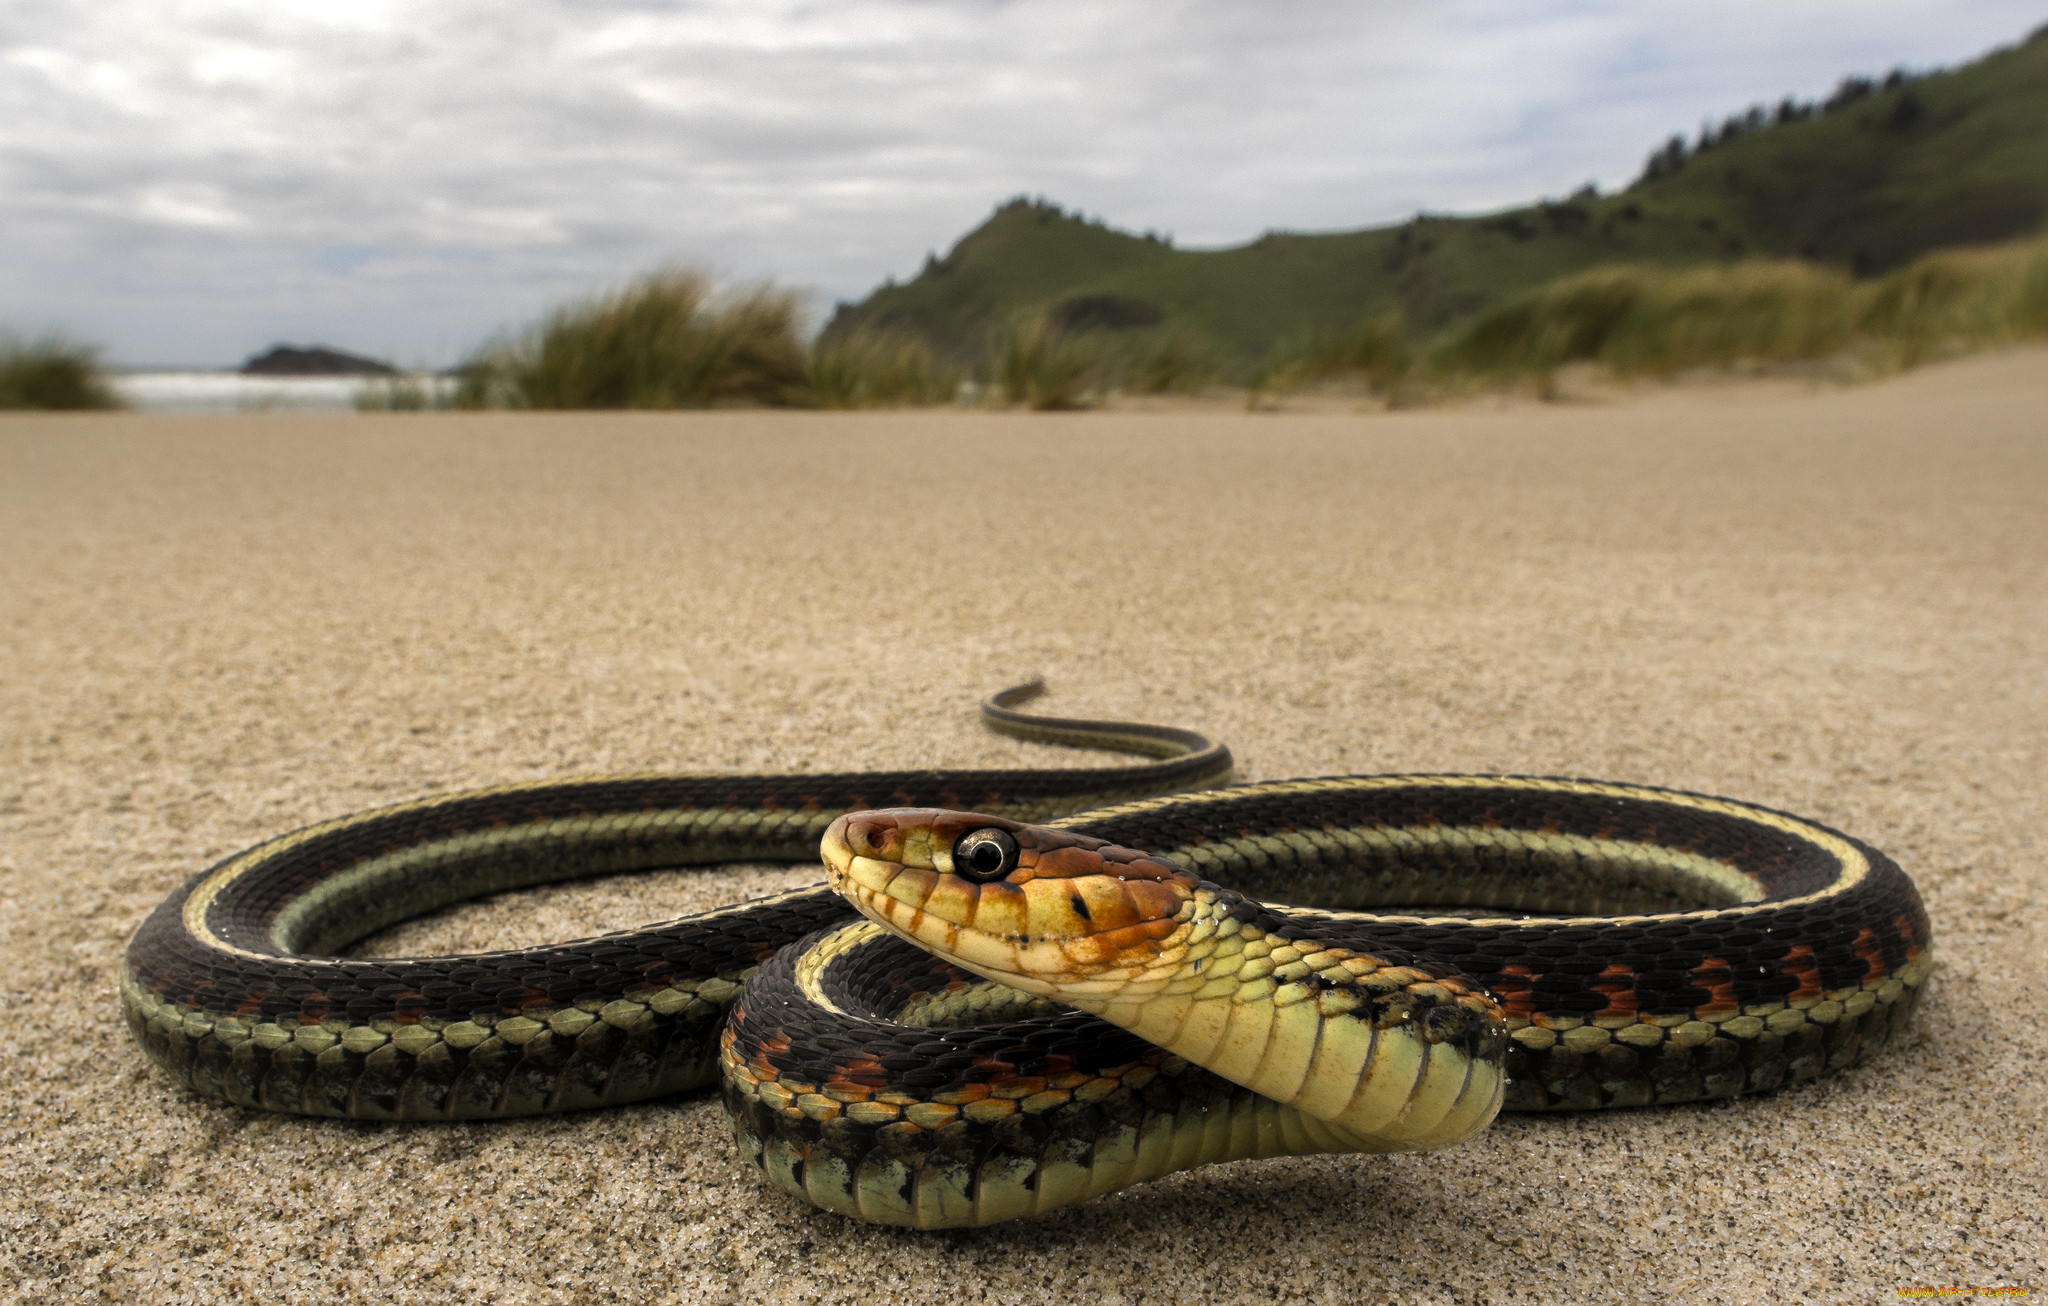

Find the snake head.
[{"left": 822, "top": 809, "right": 1201, "bottom": 995}]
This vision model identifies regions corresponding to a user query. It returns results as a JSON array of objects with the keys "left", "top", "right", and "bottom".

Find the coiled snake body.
[{"left": 122, "top": 685, "right": 1932, "bottom": 1228}]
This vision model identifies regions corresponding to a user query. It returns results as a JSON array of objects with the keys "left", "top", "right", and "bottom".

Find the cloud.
[{"left": 0, "top": 0, "right": 2039, "bottom": 364}]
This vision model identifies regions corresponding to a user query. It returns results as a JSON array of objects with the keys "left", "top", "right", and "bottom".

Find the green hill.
[{"left": 822, "top": 25, "right": 2048, "bottom": 375}]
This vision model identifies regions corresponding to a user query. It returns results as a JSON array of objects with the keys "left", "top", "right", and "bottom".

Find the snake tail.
[{"left": 118, "top": 684, "right": 1232, "bottom": 1119}]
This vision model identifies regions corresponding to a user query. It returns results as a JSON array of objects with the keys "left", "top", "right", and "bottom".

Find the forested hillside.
[{"left": 822, "top": 25, "right": 2048, "bottom": 372}]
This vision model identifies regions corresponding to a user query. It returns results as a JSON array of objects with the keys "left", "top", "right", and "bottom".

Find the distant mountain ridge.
[{"left": 823, "top": 24, "right": 2048, "bottom": 373}]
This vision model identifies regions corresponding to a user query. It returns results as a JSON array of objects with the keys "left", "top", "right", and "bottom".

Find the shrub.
[{"left": 0, "top": 338, "right": 121, "bottom": 410}]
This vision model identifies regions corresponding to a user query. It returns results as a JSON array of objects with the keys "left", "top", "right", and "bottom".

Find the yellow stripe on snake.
[{"left": 121, "top": 684, "right": 1932, "bottom": 1228}]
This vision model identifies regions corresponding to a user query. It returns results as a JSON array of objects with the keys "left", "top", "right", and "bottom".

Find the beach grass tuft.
[
  {"left": 1255, "top": 311, "right": 1412, "bottom": 404},
  {"left": 810, "top": 332, "right": 960, "bottom": 408},
  {"left": 353, "top": 374, "right": 447, "bottom": 411},
  {"left": 994, "top": 315, "right": 1105, "bottom": 410},
  {"left": 1123, "top": 331, "right": 1224, "bottom": 396},
  {"left": 0, "top": 338, "right": 122, "bottom": 410},
  {"left": 460, "top": 271, "right": 812, "bottom": 410},
  {"left": 1856, "top": 238, "right": 2048, "bottom": 367}
]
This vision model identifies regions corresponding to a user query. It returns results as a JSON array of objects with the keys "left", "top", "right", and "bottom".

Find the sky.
[{"left": 2, "top": 1, "right": 2043, "bottom": 367}]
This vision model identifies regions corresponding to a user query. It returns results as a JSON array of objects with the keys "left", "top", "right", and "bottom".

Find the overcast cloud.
[{"left": 2, "top": 0, "right": 2041, "bottom": 366}]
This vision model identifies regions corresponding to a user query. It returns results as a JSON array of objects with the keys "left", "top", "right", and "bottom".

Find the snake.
[{"left": 121, "top": 683, "right": 1933, "bottom": 1229}]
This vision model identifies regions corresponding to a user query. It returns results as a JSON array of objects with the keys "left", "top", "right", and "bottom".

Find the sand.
[{"left": 2, "top": 351, "right": 2043, "bottom": 1304}]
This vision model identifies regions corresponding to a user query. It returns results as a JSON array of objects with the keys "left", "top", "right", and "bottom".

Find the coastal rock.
[{"left": 241, "top": 345, "right": 396, "bottom": 376}]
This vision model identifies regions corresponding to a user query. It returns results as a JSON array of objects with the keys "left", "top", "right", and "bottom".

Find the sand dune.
[{"left": 3, "top": 348, "right": 2043, "bottom": 1303}]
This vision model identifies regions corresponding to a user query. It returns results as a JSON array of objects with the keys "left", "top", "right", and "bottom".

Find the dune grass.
[
  {"left": 1252, "top": 312, "right": 1411, "bottom": 405},
  {"left": 352, "top": 374, "right": 453, "bottom": 411},
  {"left": 1857, "top": 238, "right": 2048, "bottom": 366},
  {"left": 981, "top": 320, "right": 1225, "bottom": 409},
  {"left": 1252, "top": 234, "right": 2048, "bottom": 403},
  {"left": 1122, "top": 331, "right": 1224, "bottom": 396},
  {"left": 1424, "top": 235, "right": 2048, "bottom": 393},
  {"left": 0, "top": 338, "right": 121, "bottom": 410},
  {"left": 811, "top": 332, "right": 960, "bottom": 408},
  {"left": 457, "top": 272, "right": 971, "bottom": 410},
  {"left": 399, "top": 236, "right": 2048, "bottom": 417},
  {"left": 458, "top": 272, "right": 812, "bottom": 410},
  {"left": 1428, "top": 260, "right": 1859, "bottom": 390},
  {"left": 993, "top": 315, "right": 1106, "bottom": 410}
]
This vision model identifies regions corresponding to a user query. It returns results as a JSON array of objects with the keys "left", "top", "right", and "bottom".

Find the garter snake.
[{"left": 122, "top": 683, "right": 1932, "bottom": 1228}]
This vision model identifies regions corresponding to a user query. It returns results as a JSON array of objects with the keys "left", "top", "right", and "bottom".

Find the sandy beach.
[{"left": 2, "top": 351, "right": 2043, "bottom": 1304}]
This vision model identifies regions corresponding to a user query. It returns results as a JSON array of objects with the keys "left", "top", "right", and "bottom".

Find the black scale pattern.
[
  {"left": 1062, "top": 782, "right": 1928, "bottom": 1009},
  {"left": 1060, "top": 780, "right": 1931, "bottom": 1110},
  {"left": 748, "top": 929, "right": 1165, "bottom": 1088},
  {"left": 126, "top": 768, "right": 1929, "bottom": 1124},
  {"left": 122, "top": 758, "right": 1228, "bottom": 1118},
  {"left": 132, "top": 764, "right": 1217, "bottom": 1018},
  {"left": 723, "top": 929, "right": 1276, "bottom": 1210}
]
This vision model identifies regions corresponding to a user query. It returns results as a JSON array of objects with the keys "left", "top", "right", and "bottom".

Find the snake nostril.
[{"left": 847, "top": 818, "right": 893, "bottom": 857}]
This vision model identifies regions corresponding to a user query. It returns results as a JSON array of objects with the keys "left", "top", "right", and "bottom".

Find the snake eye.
[{"left": 952, "top": 828, "right": 1020, "bottom": 882}]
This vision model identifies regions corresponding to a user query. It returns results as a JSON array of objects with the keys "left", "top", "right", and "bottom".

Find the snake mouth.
[{"left": 821, "top": 809, "right": 1199, "bottom": 992}]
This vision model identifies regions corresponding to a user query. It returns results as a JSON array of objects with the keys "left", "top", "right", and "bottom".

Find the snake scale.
[{"left": 122, "top": 683, "right": 1932, "bottom": 1228}]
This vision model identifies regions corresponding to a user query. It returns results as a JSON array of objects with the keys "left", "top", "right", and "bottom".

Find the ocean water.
[{"left": 109, "top": 372, "right": 455, "bottom": 414}]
